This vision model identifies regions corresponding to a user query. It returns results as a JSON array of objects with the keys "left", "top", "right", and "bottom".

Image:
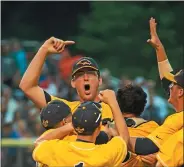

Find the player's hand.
[
  {"left": 147, "top": 17, "right": 162, "bottom": 50},
  {"left": 41, "top": 37, "right": 75, "bottom": 54},
  {"left": 98, "top": 89, "right": 117, "bottom": 105},
  {"left": 141, "top": 154, "right": 157, "bottom": 167}
]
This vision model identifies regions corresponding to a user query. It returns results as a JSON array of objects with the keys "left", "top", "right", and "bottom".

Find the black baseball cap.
[
  {"left": 163, "top": 69, "right": 184, "bottom": 88},
  {"left": 40, "top": 100, "right": 71, "bottom": 129},
  {"left": 72, "top": 101, "right": 102, "bottom": 135},
  {"left": 72, "top": 57, "right": 100, "bottom": 79}
]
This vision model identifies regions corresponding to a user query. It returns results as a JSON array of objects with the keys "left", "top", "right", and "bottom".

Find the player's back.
[{"left": 33, "top": 137, "right": 127, "bottom": 167}]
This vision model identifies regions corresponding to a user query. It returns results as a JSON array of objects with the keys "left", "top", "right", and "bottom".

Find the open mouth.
[{"left": 84, "top": 84, "right": 90, "bottom": 91}]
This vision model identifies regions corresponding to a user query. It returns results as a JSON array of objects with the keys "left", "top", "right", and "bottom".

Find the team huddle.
[{"left": 19, "top": 18, "right": 183, "bottom": 167}]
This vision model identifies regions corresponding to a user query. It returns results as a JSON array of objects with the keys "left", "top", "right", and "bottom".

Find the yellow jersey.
[
  {"left": 128, "top": 120, "right": 159, "bottom": 137},
  {"left": 37, "top": 129, "right": 77, "bottom": 167},
  {"left": 46, "top": 94, "right": 113, "bottom": 120},
  {"left": 157, "top": 128, "right": 183, "bottom": 167},
  {"left": 33, "top": 136, "right": 127, "bottom": 167},
  {"left": 122, "top": 120, "right": 159, "bottom": 167},
  {"left": 147, "top": 111, "right": 183, "bottom": 148}
]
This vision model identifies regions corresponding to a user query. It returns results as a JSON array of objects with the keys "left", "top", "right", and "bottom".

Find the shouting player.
[
  {"left": 19, "top": 37, "right": 113, "bottom": 124},
  {"left": 33, "top": 90, "right": 130, "bottom": 167}
]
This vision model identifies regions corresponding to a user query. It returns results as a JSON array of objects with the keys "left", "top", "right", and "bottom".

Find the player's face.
[
  {"left": 71, "top": 68, "right": 102, "bottom": 102},
  {"left": 168, "top": 82, "right": 183, "bottom": 107}
]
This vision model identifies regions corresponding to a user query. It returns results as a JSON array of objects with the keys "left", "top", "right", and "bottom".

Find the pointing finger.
[{"left": 64, "top": 40, "right": 75, "bottom": 45}]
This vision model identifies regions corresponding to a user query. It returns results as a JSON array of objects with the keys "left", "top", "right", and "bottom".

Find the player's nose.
[{"left": 83, "top": 73, "right": 89, "bottom": 81}]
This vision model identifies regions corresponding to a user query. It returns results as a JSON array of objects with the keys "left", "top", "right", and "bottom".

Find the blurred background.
[{"left": 1, "top": 1, "right": 184, "bottom": 167}]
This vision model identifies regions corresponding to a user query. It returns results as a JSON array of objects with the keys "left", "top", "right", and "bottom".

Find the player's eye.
[
  {"left": 86, "top": 71, "right": 98, "bottom": 76},
  {"left": 74, "top": 72, "right": 85, "bottom": 79}
]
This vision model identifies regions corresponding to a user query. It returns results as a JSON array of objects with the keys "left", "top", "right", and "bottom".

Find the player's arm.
[
  {"left": 35, "top": 123, "right": 74, "bottom": 145},
  {"left": 128, "top": 137, "right": 159, "bottom": 155},
  {"left": 19, "top": 37, "right": 74, "bottom": 108},
  {"left": 99, "top": 89, "right": 130, "bottom": 145},
  {"left": 156, "top": 161, "right": 164, "bottom": 167},
  {"left": 147, "top": 17, "right": 173, "bottom": 79},
  {"left": 141, "top": 154, "right": 157, "bottom": 167}
]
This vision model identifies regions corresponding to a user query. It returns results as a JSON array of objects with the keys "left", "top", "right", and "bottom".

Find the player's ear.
[
  {"left": 71, "top": 79, "right": 76, "bottom": 88},
  {"left": 99, "top": 77, "right": 102, "bottom": 86},
  {"left": 178, "top": 87, "right": 183, "bottom": 98}
]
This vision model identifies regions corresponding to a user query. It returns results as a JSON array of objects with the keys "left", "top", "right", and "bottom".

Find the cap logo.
[
  {"left": 76, "top": 59, "right": 91, "bottom": 66},
  {"left": 75, "top": 127, "right": 85, "bottom": 133},
  {"left": 42, "top": 120, "right": 49, "bottom": 128}
]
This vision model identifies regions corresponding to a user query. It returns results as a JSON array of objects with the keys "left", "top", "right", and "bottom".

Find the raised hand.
[
  {"left": 147, "top": 17, "right": 162, "bottom": 49},
  {"left": 98, "top": 89, "right": 117, "bottom": 105},
  {"left": 41, "top": 37, "right": 75, "bottom": 54}
]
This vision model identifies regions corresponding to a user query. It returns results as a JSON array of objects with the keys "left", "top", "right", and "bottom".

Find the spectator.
[
  {"left": 11, "top": 38, "right": 28, "bottom": 77},
  {"left": 1, "top": 42, "right": 18, "bottom": 88}
]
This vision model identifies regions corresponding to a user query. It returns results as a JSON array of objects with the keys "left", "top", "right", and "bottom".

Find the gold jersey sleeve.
[
  {"left": 33, "top": 139, "right": 60, "bottom": 166},
  {"left": 32, "top": 137, "right": 127, "bottom": 167},
  {"left": 156, "top": 128, "right": 183, "bottom": 167},
  {"left": 36, "top": 130, "right": 77, "bottom": 167},
  {"left": 50, "top": 95, "right": 113, "bottom": 120},
  {"left": 147, "top": 111, "right": 183, "bottom": 148}
]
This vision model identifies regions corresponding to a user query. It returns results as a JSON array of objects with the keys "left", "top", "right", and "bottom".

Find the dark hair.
[{"left": 117, "top": 84, "right": 147, "bottom": 116}]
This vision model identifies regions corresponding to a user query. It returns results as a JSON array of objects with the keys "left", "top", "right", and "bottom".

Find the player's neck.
[
  {"left": 77, "top": 135, "right": 96, "bottom": 143},
  {"left": 122, "top": 113, "right": 137, "bottom": 118},
  {"left": 175, "top": 98, "right": 184, "bottom": 112}
]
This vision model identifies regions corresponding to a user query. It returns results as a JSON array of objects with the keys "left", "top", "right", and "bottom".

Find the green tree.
[{"left": 74, "top": 2, "right": 183, "bottom": 79}]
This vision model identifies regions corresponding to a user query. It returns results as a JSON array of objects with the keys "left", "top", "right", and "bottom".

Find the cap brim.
[
  {"left": 72, "top": 66, "right": 99, "bottom": 76},
  {"left": 163, "top": 72, "right": 177, "bottom": 83}
]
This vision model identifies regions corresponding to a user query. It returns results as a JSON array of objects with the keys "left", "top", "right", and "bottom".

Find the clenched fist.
[
  {"left": 98, "top": 89, "right": 117, "bottom": 105},
  {"left": 41, "top": 37, "right": 75, "bottom": 54}
]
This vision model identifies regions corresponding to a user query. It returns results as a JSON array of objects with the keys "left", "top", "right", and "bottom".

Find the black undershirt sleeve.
[
  {"left": 135, "top": 138, "right": 159, "bottom": 155},
  {"left": 95, "top": 131, "right": 109, "bottom": 144},
  {"left": 122, "top": 151, "right": 131, "bottom": 163}
]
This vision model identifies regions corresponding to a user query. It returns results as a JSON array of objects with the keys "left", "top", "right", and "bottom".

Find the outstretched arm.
[
  {"left": 147, "top": 17, "right": 173, "bottom": 79},
  {"left": 19, "top": 37, "right": 75, "bottom": 108}
]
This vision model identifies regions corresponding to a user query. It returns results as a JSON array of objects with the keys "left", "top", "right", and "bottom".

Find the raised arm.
[
  {"left": 19, "top": 37, "right": 75, "bottom": 108},
  {"left": 99, "top": 90, "right": 130, "bottom": 145},
  {"left": 147, "top": 17, "right": 173, "bottom": 79}
]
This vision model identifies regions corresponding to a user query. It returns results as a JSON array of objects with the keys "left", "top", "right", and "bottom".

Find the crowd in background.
[{"left": 1, "top": 39, "right": 173, "bottom": 167}]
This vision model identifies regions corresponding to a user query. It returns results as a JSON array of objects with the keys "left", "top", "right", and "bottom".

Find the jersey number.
[{"left": 74, "top": 162, "right": 84, "bottom": 167}]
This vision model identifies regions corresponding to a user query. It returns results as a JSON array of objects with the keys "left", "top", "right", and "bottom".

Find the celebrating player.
[
  {"left": 116, "top": 84, "right": 159, "bottom": 166},
  {"left": 19, "top": 37, "right": 113, "bottom": 122},
  {"left": 33, "top": 90, "right": 130, "bottom": 167},
  {"left": 128, "top": 17, "right": 183, "bottom": 158}
]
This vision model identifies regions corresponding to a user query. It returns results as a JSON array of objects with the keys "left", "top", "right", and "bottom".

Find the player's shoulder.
[
  {"left": 164, "top": 111, "right": 183, "bottom": 123},
  {"left": 141, "top": 120, "right": 159, "bottom": 128},
  {"left": 50, "top": 95, "right": 80, "bottom": 111},
  {"left": 108, "top": 136, "right": 125, "bottom": 145}
]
